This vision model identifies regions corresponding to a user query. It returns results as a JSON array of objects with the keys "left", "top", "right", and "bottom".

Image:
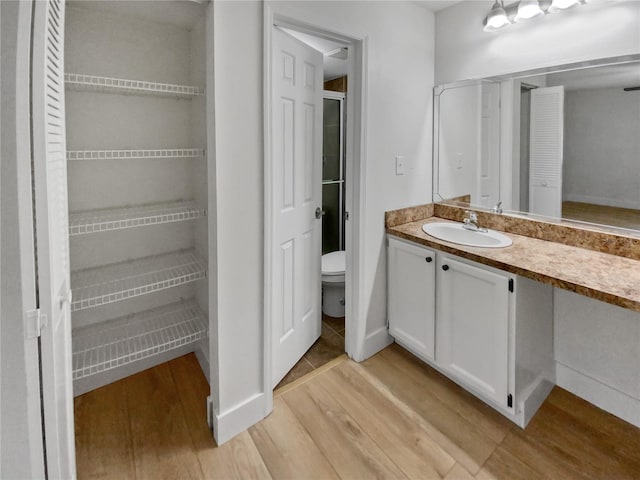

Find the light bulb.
[
  {"left": 515, "top": 0, "right": 545, "bottom": 22},
  {"left": 483, "top": 0, "right": 511, "bottom": 32},
  {"left": 548, "top": 0, "right": 581, "bottom": 13}
]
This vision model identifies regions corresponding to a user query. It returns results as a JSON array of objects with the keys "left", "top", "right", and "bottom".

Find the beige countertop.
[{"left": 388, "top": 217, "right": 640, "bottom": 312}]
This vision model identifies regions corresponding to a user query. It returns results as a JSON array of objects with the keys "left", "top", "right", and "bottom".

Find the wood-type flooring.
[{"left": 75, "top": 344, "right": 640, "bottom": 479}]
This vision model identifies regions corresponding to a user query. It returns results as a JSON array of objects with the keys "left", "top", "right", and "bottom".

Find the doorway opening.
[
  {"left": 273, "top": 27, "right": 349, "bottom": 390},
  {"left": 265, "top": 17, "right": 363, "bottom": 397}
]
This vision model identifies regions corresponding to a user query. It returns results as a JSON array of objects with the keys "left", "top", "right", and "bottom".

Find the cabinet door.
[
  {"left": 436, "top": 255, "right": 510, "bottom": 407},
  {"left": 387, "top": 237, "right": 436, "bottom": 361}
]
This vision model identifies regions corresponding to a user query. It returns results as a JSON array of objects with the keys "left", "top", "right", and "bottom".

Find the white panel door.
[
  {"left": 529, "top": 86, "right": 564, "bottom": 218},
  {"left": 271, "top": 28, "right": 323, "bottom": 387},
  {"left": 436, "top": 255, "right": 511, "bottom": 408},
  {"left": 477, "top": 82, "right": 500, "bottom": 208},
  {"left": 387, "top": 237, "right": 436, "bottom": 362},
  {"left": 31, "top": 1, "right": 76, "bottom": 478}
]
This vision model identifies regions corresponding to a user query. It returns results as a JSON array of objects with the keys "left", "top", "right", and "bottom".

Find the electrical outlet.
[{"left": 395, "top": 155, "right": 406, "bottom": 175}]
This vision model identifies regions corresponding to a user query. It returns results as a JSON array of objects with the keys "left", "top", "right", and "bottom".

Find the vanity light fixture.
[
  {"left": 514, "top": 0, "right": 545, "bottom": 21},
  {"left": 484, "top": 0, "right": 616, "bottom": 32},
  {"left": 483, "top": 0, "right": 511, "bottom": 32}
]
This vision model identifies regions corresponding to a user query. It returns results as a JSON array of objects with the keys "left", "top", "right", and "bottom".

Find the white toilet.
[{"left": 321, "top": 250, "right": 346, "bottom": 317}]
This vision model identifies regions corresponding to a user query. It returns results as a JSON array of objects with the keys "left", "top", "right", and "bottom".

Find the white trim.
[
  {"left": 213, "top": 393, "right": 267, "bottom": 445},
  {"left": 263, "top": 5, "right": 368, "bottom": 412},
  {"left": 204, "top": 0, "right": 219, "bottom": 435},
  {"left": 358, "top": 326, "right": 393, "bottom": 362},
  {"left": 262, "top": 2, "right": 274, "bottom": 416},
  {"left": 323, "top": 90, "right": 345, "bottom": 100},
  {"left": 194, "top": 344, "right": 210, "bottom": 384},
  {"left": 556, "top": 362, "right": 640, "bottom": 428},
  {"left": 518, "top": 376, "right": 554, "bottom": 427},
  {"left": 345, "top": 34, "right": 368, "bottom": 363}
]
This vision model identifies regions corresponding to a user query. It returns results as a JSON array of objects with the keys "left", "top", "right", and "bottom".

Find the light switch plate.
[{"left": 395, "top": 155, "right": 405, "bottom": 175}]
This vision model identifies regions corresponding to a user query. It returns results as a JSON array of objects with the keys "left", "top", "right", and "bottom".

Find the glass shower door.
[{"left": 322, "top": 92, "right": 345, "bottom": 254}]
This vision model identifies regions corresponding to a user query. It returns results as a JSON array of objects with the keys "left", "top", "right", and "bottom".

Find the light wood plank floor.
[
  {"left": 563, "top": 201, "right": 640, "bottom": 231},
  {"left": 75, "top": 345, "right": 640, "bottom": 479}
]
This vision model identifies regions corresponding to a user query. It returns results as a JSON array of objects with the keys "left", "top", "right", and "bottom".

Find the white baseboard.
[
  {"left": 563, "top": 193, "right": 640, "bottom": 210},
  {"left": 556, "top": 362, "right": 640, "bottom": 428},
  {"left": 519, "top": 377, "right": 555, "bottom": 427},
  {"left": 353, "top": 326, "right": 393, "bottom": 362},
  {"left": 213, "top": 393, "right": 267, "bottom": 445},
  {"left": 194, "top": 345, "right": 210, "bottom": 384}
]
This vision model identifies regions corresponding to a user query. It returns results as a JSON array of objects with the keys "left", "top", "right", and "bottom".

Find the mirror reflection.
[{"left": 434, "top": 59, "right": 640, "bottom": 233}]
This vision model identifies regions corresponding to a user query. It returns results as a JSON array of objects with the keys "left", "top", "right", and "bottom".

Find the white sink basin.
[{"left": 422, "top": 222, "right": 512, "bottom": 248}]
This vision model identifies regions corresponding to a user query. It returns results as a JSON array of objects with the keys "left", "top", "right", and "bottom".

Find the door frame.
[{"left": 263, "top": 5, "right": 367, "bottom": 412}]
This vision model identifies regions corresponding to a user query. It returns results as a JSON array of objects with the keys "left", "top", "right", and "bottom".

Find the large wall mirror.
[{"left": 433, "top": 56, "right": 640, "bottom": 234}]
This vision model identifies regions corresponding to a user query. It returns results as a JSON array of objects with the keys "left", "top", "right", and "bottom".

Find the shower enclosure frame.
[{"left": 323, "top": 90, "right": 346, "bottom": 252}]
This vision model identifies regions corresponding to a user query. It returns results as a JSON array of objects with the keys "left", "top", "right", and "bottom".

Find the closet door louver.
[
  {"left": 529, "top": 86, "right": 565, "bottom": 218},
  {"left": 31, "top": 0, "right": 76, "bottom": 477}
]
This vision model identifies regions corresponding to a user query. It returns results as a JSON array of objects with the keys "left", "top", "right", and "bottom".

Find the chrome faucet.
[
  {"left": 463, "top": 210, "right": 488, "bottom": 232},
  {"left": 490, "top": 201, "right": 503, "bottom": 214}
]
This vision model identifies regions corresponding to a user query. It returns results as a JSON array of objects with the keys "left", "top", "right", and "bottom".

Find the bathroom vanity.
[
  {"left": 388, "top": 235, "right": 554, "bottom": 427},
  {"left": 385, "top": 204, "right": 640, "bottom": 428}
]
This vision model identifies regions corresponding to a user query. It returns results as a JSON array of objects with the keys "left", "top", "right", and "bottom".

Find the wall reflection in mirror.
[{"left": 433, "top": 58, "right": 640, "bottom": 233}]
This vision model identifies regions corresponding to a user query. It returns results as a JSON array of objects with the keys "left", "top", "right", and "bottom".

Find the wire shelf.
[
  {"left": 66, "top": 148, "right": 204, "bottom": 162},
  {"left": 65, "top": 73, "right": 203, "bottom": 97},
  {"left": 71, "top": 250, "right": 206, "bottom": 312},
  {"left": 72, "top": 299, "right": 207, "bottom": 380},
  {"left": 69, "top": 201, "right": 204, "bottom": 236}
]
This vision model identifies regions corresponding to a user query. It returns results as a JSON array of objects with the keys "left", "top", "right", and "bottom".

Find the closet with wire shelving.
[{"left": 64, "top": 0, "right": 211, "bottom": 395}]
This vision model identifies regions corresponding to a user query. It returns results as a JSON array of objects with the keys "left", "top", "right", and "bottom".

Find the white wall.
[
  {"left": 435, "top": 0, "right": 640, "bottom": 84},
  {"left": 563, "top": 87, "right": 640, "bottom": 209},
  {"left": 212, "top": 0, "right": 434, "bottom": 442},
  {"left": 212, "top": 1, "right": 265, "bottom": 443},
  {"left": 554, "top": 289, "right": 640, "bottom": 427}
]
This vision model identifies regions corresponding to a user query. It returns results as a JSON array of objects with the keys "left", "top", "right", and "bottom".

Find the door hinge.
[
  {"left": 24, "top": 308, "right": 48, "bottom": 339},
  {"left": 508, "top": 278, "right": 514, "bottom": 292},
  {"left": 507, "top": 393, "right": 513, "bottom": 408}
]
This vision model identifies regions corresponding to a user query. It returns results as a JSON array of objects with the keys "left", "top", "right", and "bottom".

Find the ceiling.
[{"left": 414, "top": 1, "right": 464, "bottom": 12}]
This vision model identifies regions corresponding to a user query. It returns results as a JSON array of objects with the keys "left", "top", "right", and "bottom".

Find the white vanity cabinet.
[
  {"left": 436, "top": 254, "right": 511, "bottom": 409},
  {"left": 387, "top": 235, "right": 556, "bottom": 427},
  {"left": 387, "top": 237, "right": 436, "bottom": 362}
]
